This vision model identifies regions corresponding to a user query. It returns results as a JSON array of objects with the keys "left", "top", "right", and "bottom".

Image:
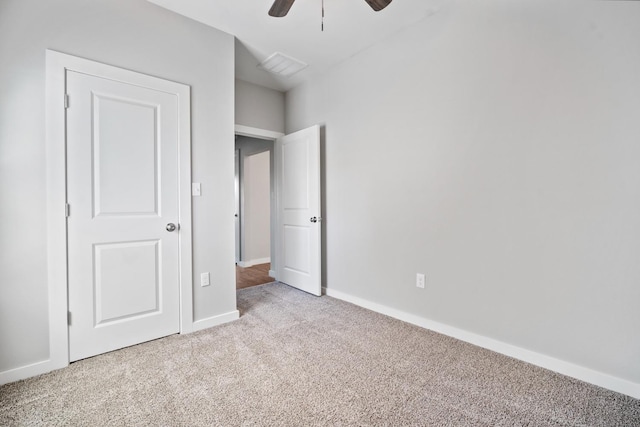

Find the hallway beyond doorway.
[{"left": 236, "top": 263, "right": 273, "bottom": 289}]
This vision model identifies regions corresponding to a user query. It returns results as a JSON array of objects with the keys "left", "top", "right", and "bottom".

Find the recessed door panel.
[
  {"left": 283, "top": 142, "right": 309, "bottom": 210},
  {"left": 283, "top": 225, "right": 311, "bottom": 275},
  {"left": 93, "top": 95, "right": 158, "bottom": 217},
  {"left": 94, "top": 240, "right": 160, "bottom": 325}
]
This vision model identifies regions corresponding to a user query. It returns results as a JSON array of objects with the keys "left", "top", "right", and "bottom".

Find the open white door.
[
  {"left": 275, "top": 125, "right": 322, "bottom": 296},
  {"left": 66, "top": 70, "right": 182, "bottom": 361}
]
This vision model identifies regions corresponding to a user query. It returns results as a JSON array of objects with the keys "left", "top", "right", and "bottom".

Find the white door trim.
[
  {"left": 45, "top": 50, "right": 193, "bottom": 373},
  {"left": 234, "top": 124, "right": 284, "bottom": 141}
]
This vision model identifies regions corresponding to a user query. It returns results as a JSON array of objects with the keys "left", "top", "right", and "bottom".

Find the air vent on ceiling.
[{"left": 258, "top": 52, "right": 308, "bottom": 77}]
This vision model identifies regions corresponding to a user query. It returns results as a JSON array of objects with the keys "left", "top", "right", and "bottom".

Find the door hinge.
[
  {"left": 65, "top": 203, "right": 70, "bottom": 218},
  {"left": 64, "top": 93, "right": 69, "bottom": 109},
  {"left": 67, "top": 311, "right": 72, "bottom": 326}
]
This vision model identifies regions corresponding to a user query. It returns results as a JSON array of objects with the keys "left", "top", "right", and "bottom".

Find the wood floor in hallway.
[{"left": 236, "top": 263, "right": 274, "bottom": 289}]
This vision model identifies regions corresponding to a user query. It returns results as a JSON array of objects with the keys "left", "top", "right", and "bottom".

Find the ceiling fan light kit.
[{"left": 269, "top": 0, "right": 392, "bottom": 17}]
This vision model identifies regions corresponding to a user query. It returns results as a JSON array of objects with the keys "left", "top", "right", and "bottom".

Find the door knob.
[
  {"left": 166, "top": 223, "right": 177, "bottom": 232},
  {"left": 310, "top": 217, "right": 318, "bottom": 223}
]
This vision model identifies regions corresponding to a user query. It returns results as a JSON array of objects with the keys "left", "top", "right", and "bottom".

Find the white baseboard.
[
  {"left": 192, "top": 310, "right": 240, "bottom": 332},
  {"left": 323, "top": 287, "right": 640, "bottom": 400},
  {"left": 0, "top": 359, "right": 61, "bottom": 386},
  {"left": 237, "top": 257, "right": 271, "bottom": 268},
  {"left": 1, "top": 310, "right": 241, "bottom": 385},
  {"left": 268, "top": 270, "right": 276, "bottom": 278}
]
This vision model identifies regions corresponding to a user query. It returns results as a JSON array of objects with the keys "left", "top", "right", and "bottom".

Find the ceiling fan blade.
[
  {"left": 364, "top": 0, "right": 393, "bottom": 12},
  {"left": 269, "top": 0, "right": 296, "bottom": 17}
]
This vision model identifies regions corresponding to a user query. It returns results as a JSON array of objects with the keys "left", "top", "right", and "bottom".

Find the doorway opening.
[
  {"left": 235, "top": 135, "right": 276, "bottom": 289},
  {"left": 233, "top": 124, "right": 322, "bottom": 296}
]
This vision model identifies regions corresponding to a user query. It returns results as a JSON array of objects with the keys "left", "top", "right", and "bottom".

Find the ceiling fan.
[{"left": 269, "top": 0, "right": 393, "bottom": 17}]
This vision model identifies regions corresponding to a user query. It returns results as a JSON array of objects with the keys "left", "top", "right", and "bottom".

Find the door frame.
[
  {"left": 234, "top": 148, "right": 241, "bottom": 264},
  {"left": 46, "top": 50, "right": 193, "bottom": 371},
  {"left": 234, "top": 125, "right": 283, "bottom": 278}
]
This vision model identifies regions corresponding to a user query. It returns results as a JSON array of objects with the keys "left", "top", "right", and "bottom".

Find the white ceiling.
[{"left": 148, "top": 0, "right": 444, "bottom": 92}]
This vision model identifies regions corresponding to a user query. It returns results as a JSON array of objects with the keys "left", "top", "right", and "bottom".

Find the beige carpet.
[{"left": 1, "top": 282, "right": 638, "bottom": 426}]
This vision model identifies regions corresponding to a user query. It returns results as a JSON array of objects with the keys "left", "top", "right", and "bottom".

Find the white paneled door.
[
  {"left": 275, "top": 125, "right": 322, "bottom": 296},
  {"left": 66, "top": 71, "right": 180, "bottom": 361}
]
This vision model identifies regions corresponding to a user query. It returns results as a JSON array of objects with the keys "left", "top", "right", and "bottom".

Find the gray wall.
[
  {"left": 0, "top": 0, "right": 236, "bottom": 373},
  {"left": 286, "top": 1, "right": 640, "bottom": 385},
  {"left": 235, "top": 136, "right": 275, "bottom": 265},
  {"left": 242, "top": 151, "right": 271, "bottom": 263},
  {"left": 235, "top": 79, "right": 285, "bottom": 133}
]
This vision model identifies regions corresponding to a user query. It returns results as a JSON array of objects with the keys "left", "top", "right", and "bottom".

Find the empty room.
[{"left": 1, "top": 0, "right": 639, "bottom": 425}]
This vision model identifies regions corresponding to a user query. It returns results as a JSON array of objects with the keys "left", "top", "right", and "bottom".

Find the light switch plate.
[
  {"left": 192, "top": 183, "right": 201, "bottom": 197},
  {"left": 201, "top": 272, "right": 210, "bottom": 287}
]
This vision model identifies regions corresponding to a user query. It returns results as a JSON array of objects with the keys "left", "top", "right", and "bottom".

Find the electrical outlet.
[
  {"left": 416, "top": 273, "right": 426, "bottom": 289},
  {"left": 201, "top": 272, "right": 210, "bottom": 287}
]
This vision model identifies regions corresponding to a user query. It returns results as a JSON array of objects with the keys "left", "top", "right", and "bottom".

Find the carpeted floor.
[{"left": 1, "top": 282, "right": 639, "bottom": 426}]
